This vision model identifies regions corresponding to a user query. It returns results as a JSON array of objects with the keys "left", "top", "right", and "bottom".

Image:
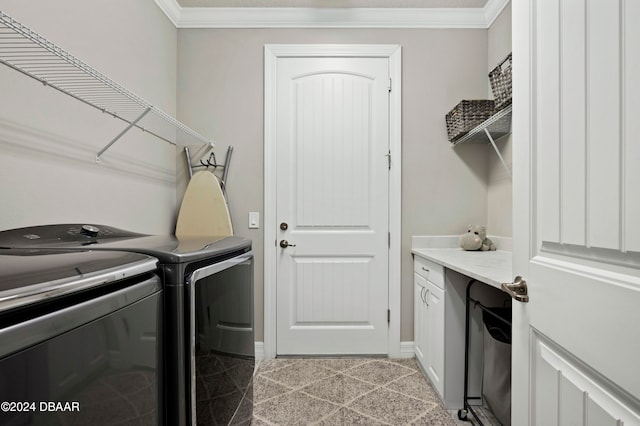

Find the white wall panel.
[
  {"left": 537, "top": 0, "right": 640, "bottom": 260},
  {"left": 586, "top": 0, "right": 621, "bottom": 250},
  {"left": 586, "top": 397, "right": 619, "bottom": 426},
  {"left": 537, "top": 0, "right": 561, "bottom": 245},
  {"left": 294, "top": 257, "right": 370, "bottom": 324},
  {"left": 295, "top": 74, "right": 371, "bottom": 228},
  {"left": 560, "top": 0, "right": 587, "bottom": 246},
  {"left": 533, "top": 339, "right": 559, "bottom": 426},
  {"left": 532, "top": 334, "right": 640, "bottom": 426},
  {"left": 559, "top": 375, "right": 584, "bottom": 425},
  {"left": 624, "top": 0, "right": 640, "bottom": 253}
]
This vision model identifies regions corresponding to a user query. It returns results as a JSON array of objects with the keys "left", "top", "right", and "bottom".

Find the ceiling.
[{"left": 176, "top": 0, "right": 488, "bottom": 7}]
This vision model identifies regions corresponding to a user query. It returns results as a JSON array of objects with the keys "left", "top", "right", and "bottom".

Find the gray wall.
[
  {"left": 487, "top": 2, "right": 513, "bottom": 238},
  {"left": 0, "top": 0, "right": 179, "bottom": 234},
  {"left": 177, "top": 28, "right": 491, "bottom": 343},
  {"left": 0, "top": 0, "right": 508, "bottom": 345}
]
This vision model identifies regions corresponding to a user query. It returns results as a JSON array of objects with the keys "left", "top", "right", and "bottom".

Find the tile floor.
[{"left": 251, "top": 358, "right": 467, "bottom": 426}]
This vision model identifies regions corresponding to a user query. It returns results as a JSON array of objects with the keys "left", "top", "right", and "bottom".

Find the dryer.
[{"left": 0, "top": 224, "right": 254, "bottom": 426}]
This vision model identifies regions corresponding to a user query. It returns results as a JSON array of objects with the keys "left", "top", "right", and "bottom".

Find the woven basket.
[
  {"left": 489, "top": 53, "right": 512, "bottom": 110},
  {"left": 445, "top": 100, "right": 496, "bottom": 142}
]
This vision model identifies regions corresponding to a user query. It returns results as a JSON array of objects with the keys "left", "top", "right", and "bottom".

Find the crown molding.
[
  {"left": 176, "top": 7, "right": 487, "bottom": 29},
  {"left": 154, "top": 0, "right": 509, "bottom": 29},
  {"left": 154, "top": 0, "right": 182, "bottom": 27},
  {"left": 483, "top": 0, "right": 510, "bottom": 27}
]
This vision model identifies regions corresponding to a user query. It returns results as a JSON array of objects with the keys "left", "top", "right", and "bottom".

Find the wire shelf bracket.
[
  {"left": 450, "top": 104, "right": 512, "bottom": 176},
  {"left": 0, "top": 11, "right": 215, "bottom": 162}
]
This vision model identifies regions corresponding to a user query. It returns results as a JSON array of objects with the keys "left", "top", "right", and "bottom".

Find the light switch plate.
[{"left": 249, "top": 212, "right": 260, "bottom": 229}]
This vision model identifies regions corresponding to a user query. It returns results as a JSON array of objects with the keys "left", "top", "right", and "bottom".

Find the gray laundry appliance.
[
  {"left": 0, "top": 247, "right": 163, "bottom": 426},
  {"left": 0, "top": 224, "right": 254, "bottom": 426}
]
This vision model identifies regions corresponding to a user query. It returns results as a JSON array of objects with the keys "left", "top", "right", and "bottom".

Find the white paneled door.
[
  {"left": 274, "top": 55, "right": 391, "bottom": 355},
  {"left": 513, "top": 1, "right": 640, "bottom": 424}
]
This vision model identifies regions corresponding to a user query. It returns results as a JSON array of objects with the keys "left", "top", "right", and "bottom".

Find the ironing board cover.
[{"left": 175, "top": 171, "right": 233, "bottom": 238}]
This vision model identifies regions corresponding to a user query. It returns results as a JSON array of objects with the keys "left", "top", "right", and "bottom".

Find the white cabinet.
[
  {"left": 413, "top": 273, "right": 427, "bottom": 366},
  {"left": 413, "top": 256, "right": 446, "bottom": 398},
  {"left": 424, "top": 280, "right": 445, "bottom": 395},
  {"left": 413, "top": 254, "right": 468, "bottom": 409}
]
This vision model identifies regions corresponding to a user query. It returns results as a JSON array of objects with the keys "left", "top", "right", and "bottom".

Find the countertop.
[{"left": 411, "top": 247, "right": 513, "bottom": 290}]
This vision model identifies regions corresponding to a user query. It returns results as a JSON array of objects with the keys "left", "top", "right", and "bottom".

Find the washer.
[
  {"left": 0, "top": 247, "right": 162, "bottom": 426},
  {"left": 0, "top": 224, "right": 254, "bottom": 426}
]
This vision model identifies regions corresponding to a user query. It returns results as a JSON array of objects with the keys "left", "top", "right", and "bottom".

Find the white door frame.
[{"left": 263, "top": 44, "right": 402, "bottom": 359}]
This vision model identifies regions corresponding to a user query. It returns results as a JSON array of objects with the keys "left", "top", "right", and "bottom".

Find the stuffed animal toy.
[{"left": 459, "top": 225, "right": 497, "bottom": 251}]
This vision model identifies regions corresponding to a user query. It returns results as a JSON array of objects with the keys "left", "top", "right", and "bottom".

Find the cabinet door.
[
  {"left": 425, "top": 281, "right": 445, "bottom": 398},
  {"left": 413, "top": 273, "right": 427, "bottom": 367}
]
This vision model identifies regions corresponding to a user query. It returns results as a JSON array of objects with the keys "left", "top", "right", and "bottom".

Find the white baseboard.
[
  {"left": 399, "top": 341, "right": 416, "bottom": 359},
  {"left": 255, "top": 342, "right": 265, "bottom": 361},
  {"left": 254, "top": 341, "right": 414, "bottom": 360}
]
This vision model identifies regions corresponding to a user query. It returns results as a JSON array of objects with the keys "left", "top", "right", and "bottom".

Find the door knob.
[
  {"left": 279, "top": 240, "right": 296, "bottom": 248},
  {"left": 501, "top": 276, "right": 529, "bottom": 303}
]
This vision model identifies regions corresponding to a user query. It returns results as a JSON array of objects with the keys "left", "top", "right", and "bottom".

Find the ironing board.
[{"left": 175, "top": 171, "right": 233, "bottom": 237}]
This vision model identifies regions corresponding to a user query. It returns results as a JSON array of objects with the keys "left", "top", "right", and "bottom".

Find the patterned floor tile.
[
  {"left": 251, "top": 358, "right": 464, "bottom": 426},
  {"left": 317, "top": 407, "right": 389, "bottom": 425},
  {"left": 343, "top": 360, "right": 415, "bottom": 386},
  {"left": 301, "top": 374, "right": 375, "bottom": 405},
  {"left": 386, "top": 372, "right": 441, "bottom": 403},
  {"left": 256, "top": 359, "right": 298, "bottom": 374},
  {"left": 254, "top": 376, "right": 292, "bottom": 402},
  {"left": 412, "top": 405, "right": 459, "bottom": 425},
  {"left": 387, "top": 358, "right": 421, "bottom": 372},
  {"left": 261, "top": 361, "right": 335, "bottom": 389},
  {"left": 311, "top": 358, "right": 372, "bottom": 372},
  {"left": 254, "top": 391, "right": 340, "bottom": 425},
  {"left": 347, "top": 387, "right": 432, "bottom": 425}
]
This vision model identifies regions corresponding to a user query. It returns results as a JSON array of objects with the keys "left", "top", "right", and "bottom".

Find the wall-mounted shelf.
[
  {"left": 451, "top": 104, "right": 511, "bottom": 146},
  {"left": 0, "top": 11, "right": 214, "bottom": 162},
  {"left": 451, "top": 104, "right": 512, "bottom": 176}
]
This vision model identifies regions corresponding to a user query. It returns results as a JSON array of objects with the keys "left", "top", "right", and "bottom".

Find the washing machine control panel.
[
  {"left": 80, "top": 224, "right": 100, "bottom": 237},
  {"left": 0, "top": 224, "right": 146, "bottom": 247}
]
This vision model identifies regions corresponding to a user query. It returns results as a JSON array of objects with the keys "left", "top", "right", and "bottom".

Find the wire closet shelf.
[{"left": 0, "top": 11, "right": 214, "bottom": 162}]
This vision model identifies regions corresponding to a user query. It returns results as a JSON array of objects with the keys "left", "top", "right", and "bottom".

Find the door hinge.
[
  {"left": 388, "top": 77, "right": 392, "bottom": 92},
  {"left": 387, "top": 309, "right": 391, "bottom": 324},
  {"left": 388, "top": 232, "right": 391, "bottom": 248},
  {"left": 386, "top": 150, "right": 391, "bottom": 170}
]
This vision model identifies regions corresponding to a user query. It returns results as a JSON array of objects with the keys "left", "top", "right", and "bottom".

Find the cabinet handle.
[
  {"left": 425, "top": 289, "right": 430, "bottom": 307},
  {"left": 421, "top": 266, "right": 430, "bottom": 279},
  {"left": 420, "top": 287, "right": 426, "bottom": 304}
]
